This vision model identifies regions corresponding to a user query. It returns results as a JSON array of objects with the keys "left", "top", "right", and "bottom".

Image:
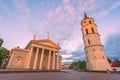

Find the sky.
[{"left": 0, "top": 0, "right": 120, "bottom": 64}]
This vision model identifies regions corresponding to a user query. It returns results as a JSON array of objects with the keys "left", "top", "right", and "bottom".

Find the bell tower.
[{"left": 81, "top": 13, "right": 112, "bottom": 71}]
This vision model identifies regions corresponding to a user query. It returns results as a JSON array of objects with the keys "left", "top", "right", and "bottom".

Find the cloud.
[
  {"left": 104, "top": 33, "right": 120, "bottom": 59},
  {"left": 59, "top": 0, "right": 120, "bottom": 64},
  {"left": 73, "top": 54, "right": 85, "bottom": 60},
  {"left": 61, "top": 29, "right": 83, "bottom": 54},
  {"left": 0, "top": 16, "right": 3, "bottom": 22},
  {"left": 46, "top": 6, "right": 66, "bottom": 24},
  {"left": 77, "top": 0, "right": 95, "bottom": 13},
  {"left": 0, "top": 0, "right": 34, "bottom": 49},
  {"left": 62, "top": 59, "right": 73, "bottom": 63},
  {"left": 61, "top": 49, "right": 85, "bottom": 64},
  {"left": 62, "top": 54, "right": 73, "bottom": 59},
  {"left": 37, "top": 0, "right": 120, "bottom": 64},
  {"left": 94, "top": 1, "right": 120, "bottom": 18},
  {"left": 100, "top": 27, "right": 120, "bottom": 45},
  {"left": 14, "top": 0, "right": 31, "bottom": 17},
  {"left": 62, "top": 0, "right": 75, "bottom": 16},
  {"left": 0, "top": 0, "right": 9, "bottom": 13},
  {"left": 1, "top": 0, "right": 120, "bottom": 64}
]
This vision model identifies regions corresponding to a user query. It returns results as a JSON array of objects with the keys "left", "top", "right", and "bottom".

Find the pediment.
[
  {"left": 36, "top": 39, "right": 61, "bottom": 49},
  {"left": 25, "top": 39, "right": 61, "bottom": 50}
]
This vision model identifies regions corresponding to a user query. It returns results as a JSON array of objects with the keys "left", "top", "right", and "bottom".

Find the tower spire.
[{"left": 84, "top": 12, "right": 88, "bottom": 19}]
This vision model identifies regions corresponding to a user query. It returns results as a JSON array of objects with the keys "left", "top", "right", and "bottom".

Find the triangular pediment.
[
  {"left": 25, "top": 39, "right": 61, "bottom": 50},
  {"left": 37, "top": 39, "right": 60, "bottom": 49}
]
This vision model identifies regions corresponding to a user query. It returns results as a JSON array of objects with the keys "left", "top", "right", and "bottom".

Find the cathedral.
[
  {"left": 7, "top": 34, "right": 62, "bottom": 71},
  {"left": 81, "top": 13, "right": 112, "bottom": 71}
]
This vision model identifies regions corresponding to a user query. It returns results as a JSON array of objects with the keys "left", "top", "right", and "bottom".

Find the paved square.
[{"left": 0, "top": 71, "right": 120, "bottom": 80}]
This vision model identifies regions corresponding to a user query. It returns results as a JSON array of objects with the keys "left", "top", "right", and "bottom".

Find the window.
[
  {"left": 84, "top": 21, "right": 86, "bottom": 23},
  {"left": 100, "top": 48, "right": 102, "bottom": 52},
  {"left": 91, "top": 27, "right": 95, "bottom": 33},
  {"left": 89, "top": 21, "right": 92, "bottom": 24},
  {"left": 86, "top": 29, "right": 88, "bottom": 34},
  {"left": 88, "top": 39, "right": 90, "bottom": 44}
]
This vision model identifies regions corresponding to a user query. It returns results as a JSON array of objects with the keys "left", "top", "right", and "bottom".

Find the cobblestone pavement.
[{"left": 0, "top": 71, "right": 120, "bottom": 80}]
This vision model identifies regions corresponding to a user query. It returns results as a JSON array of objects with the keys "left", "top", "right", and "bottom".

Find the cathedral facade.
[
  {"left": 7, "top": 35, "right": 62, "bottom": 70},
  {"left": 81, "top": 13, "right": 112, "bottom": 71}
]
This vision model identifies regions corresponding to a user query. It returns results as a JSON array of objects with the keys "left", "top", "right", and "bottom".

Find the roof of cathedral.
[{"left": 25, "top": 39, "right": 61, "bottom": 50}]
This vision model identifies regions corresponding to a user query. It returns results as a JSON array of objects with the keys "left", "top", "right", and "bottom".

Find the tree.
[
  {"left": 77, "top": 60, "right": 86, "bottom": 69},
  {"left": 69, "top": 60, "right": 86, "bottom": 70},
  {"left": 0, "top": 38, "right": 3, "bottom": 47},
  {"left": 0, "top": 47, "right": 9, "bottom": 64},
  {"left": 0, "top": 38, "right": 9, "bottom": 66},
  {"left": 107, "top": 58, "right": 112, "bottom": 63},
  {"left": 114, "top": 58, "right": 120, "bottom": 67},
  {"left": 69, "top": 61, "right": 78, "bottom": 69}
]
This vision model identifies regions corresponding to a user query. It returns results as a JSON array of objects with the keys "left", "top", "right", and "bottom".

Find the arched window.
[
  {"left": 89, "top": 21, "right": 92, "bottom": 24},
  {"left": 86, "top": 29, "right": 88, "bottom": 34},
  {"left": 88, "top": 39, "right": 90, "bottom": 44},
  {"left": 91, "top": 27, "right": 95, "bottom": 33}
]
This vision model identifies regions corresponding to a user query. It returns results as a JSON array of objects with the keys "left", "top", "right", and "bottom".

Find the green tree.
[
  {"left": 107, "top": 58, "right": 112, "bottom": 63},
  {"left": 0, "top": 38, "right": 3, "bottom": 47},
  {"left": 114, "top": 58, "right": 120, "bottom": 67},
  {"left": 78, "top": 60, "right": 86, "bottom": 69},
  {"left": 69, "top": 61, "right": 78, "bottom": 69},
  {"left": 0, "top": 38, "right": 9, "bottom": 65},
  {"left": 69, "top": 60, "right": 86, "bottom": 70}
]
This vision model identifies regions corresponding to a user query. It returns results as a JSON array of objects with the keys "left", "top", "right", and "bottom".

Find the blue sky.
[{"left": 0, "top": 0, "right": 120, "bottom": 64}]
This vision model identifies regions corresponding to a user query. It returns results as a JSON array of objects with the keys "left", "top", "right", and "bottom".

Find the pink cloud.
[
  {"left": 78, "top": 0, "right": 95, "bottom": 12},
  {"left": 0, "top": 16, "right": 3, "bottom": 22},
  {"left": 14, "top": 0, "right": 31, "bottom": 17},
  {"left": 62, "top": 0, "right": 75, "bottom": 17},
  {"left": 55, "top": 6, "right": 62, "bottom": 14},
  {"left": 0, "top": 0, "right": 10, "bottom": 13},
  {"left": 47, "top": 6, "right": 65, "bottom": 22},
  {"left": 94, "top": 1, "right": 120, "bottom": 19}
]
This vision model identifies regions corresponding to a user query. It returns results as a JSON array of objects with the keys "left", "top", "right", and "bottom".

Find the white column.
[
  {"left": 47, "top": 50, "right": 51, "bottom": 69},
  {"left": 39, "top": 48, "right": 44, "bottom": 69},
  {"left": 59, "top": 56, "right": 62, "bottom": 69},
  {"left": 52, "top": 51, "right": 55, "bottom": 69},
  {"left": 26, "top": 47, "right": 33, "bottom": 69},
  {"left": 56, "top": 53, "right": 59, "bottom": 69},
  {"left": 33, "top": 48, "right": 39, "bottom": 69}
]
